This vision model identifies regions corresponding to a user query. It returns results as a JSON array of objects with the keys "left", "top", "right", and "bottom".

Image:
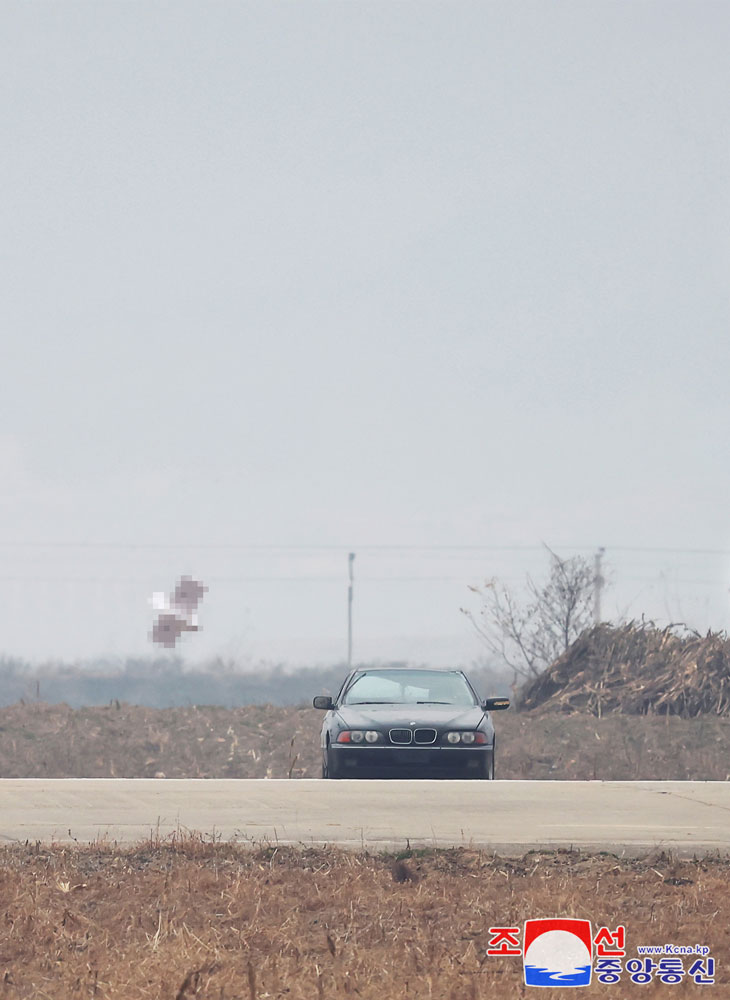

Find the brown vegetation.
[
  {"left": 0, "top": 703, "right": 314, "bottom": 780},
  {"left": 520, "top": 622, "right": 730, "bottom": 717},
  {"left": 1, "top": 701, "right": 730, "bottom": 780},
  {"left": 0, "top": 838, "right": 726, "bottom": 998}
]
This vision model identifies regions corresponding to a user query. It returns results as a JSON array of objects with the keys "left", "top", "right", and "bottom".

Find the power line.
[
  {"left": 0, "top": 542, "right": 547, "bottom": 551},
  {"left": 0, "top": 574, "right": 723, "bottom": 585},
  {"left": 0, "top": 542, "right": 729, "bottom": 555}
]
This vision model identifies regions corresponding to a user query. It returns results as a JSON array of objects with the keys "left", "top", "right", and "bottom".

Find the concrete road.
[{"left": 0, "top": 779, "right": 727, "bottom": 856}]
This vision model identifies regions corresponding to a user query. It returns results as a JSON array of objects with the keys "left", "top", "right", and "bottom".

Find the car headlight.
[
  {"left": 337, "top": 730, "right": 382, "bottom": 744},
  {"left": 446, "top": 731, "right": 487, "bottom": 745}
]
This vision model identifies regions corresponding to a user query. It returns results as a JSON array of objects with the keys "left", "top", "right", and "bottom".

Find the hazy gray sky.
[{"left": 2, "top": 2, "right": 729, "bottom": 664}]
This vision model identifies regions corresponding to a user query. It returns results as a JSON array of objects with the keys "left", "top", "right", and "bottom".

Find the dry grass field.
[
  {"left": 0, "top": 702, "right": 729, "bottom": 780},
  {"left": 1, "top": 838, "right": 727, "bottom": 999}
]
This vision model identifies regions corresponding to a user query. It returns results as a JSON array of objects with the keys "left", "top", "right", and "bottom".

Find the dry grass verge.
[
  {"left": 2, "top": 702, "right": 730, "bottom": 780},
  {"left": 0, "top": 838, "right": 727, "bottom": 998}
]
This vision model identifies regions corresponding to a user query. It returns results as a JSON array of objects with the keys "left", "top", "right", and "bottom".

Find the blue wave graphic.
[{"left": 524, "top": 963, "right": 592, "bottom": 987}]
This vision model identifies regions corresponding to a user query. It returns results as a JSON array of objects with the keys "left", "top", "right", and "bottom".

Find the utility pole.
[
  {"left": 593, "top": 547, "right": 605, "bottom": 624},
  {"left": 347, "top": 552, "right": 355, "bottom": 668}
]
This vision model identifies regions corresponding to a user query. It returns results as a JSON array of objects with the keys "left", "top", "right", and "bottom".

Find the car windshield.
[{"left": 342, "top": 670, "right": 477, "bottom": 707}]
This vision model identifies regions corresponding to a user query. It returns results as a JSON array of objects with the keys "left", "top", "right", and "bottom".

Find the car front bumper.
[{"left": 330, "top": 743, "right": 492, "bottom": 776}]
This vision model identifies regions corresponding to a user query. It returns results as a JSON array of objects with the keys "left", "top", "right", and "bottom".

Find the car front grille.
[
  {"left": 414, "top": 728, "right": 437, "bottom": 744},
  {"left": 389, "top": 728, "right": 412, "bottom": 745}
]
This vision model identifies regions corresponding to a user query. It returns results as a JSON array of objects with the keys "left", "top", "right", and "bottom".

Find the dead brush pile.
[{"left": 520, "top": 622, "right": 730, "bottom": 717}]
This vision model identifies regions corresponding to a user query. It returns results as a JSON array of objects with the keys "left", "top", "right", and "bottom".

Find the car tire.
[
  {"left": 477, "top": 748, "right": 496, "bottom": 780},
  {"left": 322, "top": 745, "right": 340, "bottom": 779}
]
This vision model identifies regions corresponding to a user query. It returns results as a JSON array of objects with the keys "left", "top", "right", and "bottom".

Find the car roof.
[{"left": 350, "top": 666, "right": 465, "bottom": 673}]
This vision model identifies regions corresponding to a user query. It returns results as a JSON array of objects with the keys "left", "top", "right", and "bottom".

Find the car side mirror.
[
  {"left": 313, "top": 695, "right": 334, "bottom": 710},
  {"left": 483, "top": 697, "right": 510, "bottom": 711}
]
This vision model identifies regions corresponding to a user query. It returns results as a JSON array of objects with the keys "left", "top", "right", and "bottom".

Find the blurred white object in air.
[
  {"left": 150, "top": 576, "right": 207, "bottom": 648},
  {"left": 149, "top": 592, "right": 170, "bottom": 612}
]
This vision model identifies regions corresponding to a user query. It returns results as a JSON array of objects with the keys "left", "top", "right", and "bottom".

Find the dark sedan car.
[{"left": 313, "top": 667, "right": 509, "bottom": 779}]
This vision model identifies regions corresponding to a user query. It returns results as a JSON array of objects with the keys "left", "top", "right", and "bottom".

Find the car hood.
[{"left": 335, "top": 704, "right": 486, "bottom": 730}]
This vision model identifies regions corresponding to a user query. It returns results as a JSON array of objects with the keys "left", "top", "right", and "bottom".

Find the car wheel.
[
  {"left": 322, "top": 745, "right": 340, "bottom": 779},
  {"left": 477, "top": 749, "right": 495, "bottom": 780}
]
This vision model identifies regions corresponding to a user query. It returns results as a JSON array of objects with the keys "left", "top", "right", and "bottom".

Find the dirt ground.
[
  {"left": 0, "top": 839, "right": 726, "bottom": 999},
  {"left": 0, "top": 702, "right": 729, "bottom": 780}
]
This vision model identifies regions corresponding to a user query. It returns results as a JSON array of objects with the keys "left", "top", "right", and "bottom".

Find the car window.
[
  {"left": 342, "top": 674, "right": 403, "bottom": 703},
  {"left": 342, "top": 670, "right": 477, "bottom": 706}
]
